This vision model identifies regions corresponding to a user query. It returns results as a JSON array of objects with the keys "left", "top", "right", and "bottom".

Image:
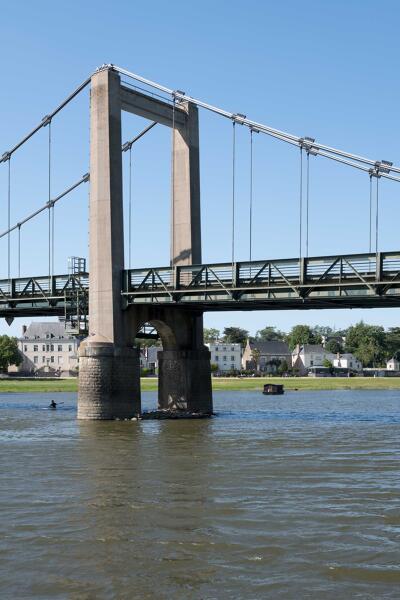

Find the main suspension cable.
[
  {"left": 0, "top": 174, "right": 89, "bottom": 241},
  {"left": 112, "top": 65, "right": 400, "bottom": 177},
  {"left": 0, "top": 77, "right": 90, "bottom": 164}
]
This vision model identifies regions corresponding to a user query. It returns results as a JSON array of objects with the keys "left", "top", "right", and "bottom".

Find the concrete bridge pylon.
[{"left": 77, "top": 67, "right": 212, "bottom": 419}]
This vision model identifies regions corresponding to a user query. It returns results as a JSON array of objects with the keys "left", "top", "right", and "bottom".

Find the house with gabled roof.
[
  {"left": 292, "top": 344, "right": 335, "bottom": 375},
  {"left": 242, "top": 339, "right": 291, "bottom": 373}
]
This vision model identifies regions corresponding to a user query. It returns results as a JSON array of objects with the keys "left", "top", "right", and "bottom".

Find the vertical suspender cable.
[
  {"left": 232, "top": 120, "right": 236, "bottom": 276},
  {"left": 299, "top": 147, "right": 303, "bottom": 259},
  {"left": 375, "top": 177, "right": 378, "bottom": 252},
  {"left": 249, "top": 128, "right": 253, "bottom": 264},
  {"left": 369, "top": 174, "right": 373, "bottom": 253},
  {"left": 128, "top": 145, "right": 132, "bottom": 269},
  {"left": 47, "top": 120, "right": 52, "bottom": 280},
  {"left": 171, "top": 95, "right": 176, "bottom": 267},
  {"left": 7, "top": 158, "right": 11, "bottom": 282},
  {"left": 306, "top": 151, "right": 310, "bottom": 257},
  {"left": 18, "top": 225, "right": 21, "bottom": 278}
]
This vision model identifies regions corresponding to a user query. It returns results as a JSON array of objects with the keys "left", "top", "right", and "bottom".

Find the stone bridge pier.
[
  {"left": 129, "top": 306, "right": 212, "bottom": 414},
  {"left": 77, "top": 66, "right": 212, "bottom": 419}
]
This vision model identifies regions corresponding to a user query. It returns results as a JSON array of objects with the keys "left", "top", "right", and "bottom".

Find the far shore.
[{"left": 1, "top": 376, "right": 400, "bottom": 394}]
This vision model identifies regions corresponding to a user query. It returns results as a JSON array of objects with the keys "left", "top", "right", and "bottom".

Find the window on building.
[
  {"left": 215, "top": 356, "right": 219, "bottom": 361},
  {"left": 231, "top": 356, "right": 235, "bottom": 361},
  {"left": 223, "top": 356, "right": 227, "bottom": 361},
  {"left": 33, "top": 345, "right": 38, "bottom": 352},
  {"left": 46, "top": 344, "right": 50, "bottom": 352},
  {"left": 215, "top": 346, "right": 218, "bottom": 352},
  {"left": 58, "top": 345, "right": 62, "bottom": 352},
  {"left": 68, "top": 345, "right": 72, "bottom": 352},
  {"left": 46, "top": 334, "right": 50, "bottom": 339},
  {"left": 34, "top": 356, "right": 38, "bottom": 364},
  {"left": 24, "top": 345, "right": 27, "bottom": 352},
  {"left": 42, "top": 356, "right": 45, "bottom": 363},
  {"left": 50, "top": 356, "right": 54, "bottom": 363},
  {"left": 310, "top": 360, "right": 314, "bottom": 366},
  {"left": 42, "top": 345, "right": 45, "bottom": 351},
  {"left": 50, "top": 344, "right": 54, "bottom": 351},
  {"left": 231, "top": 363, "right": 235, "bottom": 369}
]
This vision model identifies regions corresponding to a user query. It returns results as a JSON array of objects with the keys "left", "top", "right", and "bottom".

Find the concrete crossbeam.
[{"left": 120, "top": 86, "right": 186, "bottom": 128}]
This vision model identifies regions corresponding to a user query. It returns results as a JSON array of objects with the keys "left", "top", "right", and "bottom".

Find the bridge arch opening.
[{"left": 132, "top": 319, "right": 178, "bottom": 411}]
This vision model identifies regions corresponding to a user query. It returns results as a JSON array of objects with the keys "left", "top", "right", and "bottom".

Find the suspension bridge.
[{"left": 1, "top": 64, "right": 399, "bottom": 418}]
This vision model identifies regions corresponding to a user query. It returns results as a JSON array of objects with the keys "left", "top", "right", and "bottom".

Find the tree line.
[{"left": 204, "top": 323, "right": 400, "bottom": 368}]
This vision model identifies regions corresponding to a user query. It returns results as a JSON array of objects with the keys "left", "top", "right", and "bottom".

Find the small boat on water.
[{"left": 263, "top": 383, "right": 284, "bottom": 395}]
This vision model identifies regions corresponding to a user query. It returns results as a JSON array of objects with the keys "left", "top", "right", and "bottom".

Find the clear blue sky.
[{"left": 1, "top": 0, "right": 400, "bottom": 337}]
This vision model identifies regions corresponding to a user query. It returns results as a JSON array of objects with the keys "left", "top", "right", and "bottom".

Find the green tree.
[
  {"left": 210, "top": 363, "right": 219, "bottom": 373},
  {"left": 223, "top": 327, "right": 249, "bottom": 346},
  {"left": 204, "top": 328, "right": 220, "bottom": 343},
  {"left": 385, "top": 327, "right": 400, "bottom": 359},
  {"left": 277, "top": 360, "right": 289, "bottom": 375},
  {"left": 255, "top": 326, "right": 286, "bottom": 341},
  {"left": 345, "top": 321, "right": 387, "bottom": 367},
  {"left": 0, "top": 336, "right": 22, "bottom": 372},
  {"left": 287, "top": 325, "right": 321, "bottom": 351},
  {"left": 312, "top": 325, "right": 334, "bottom": 338},
  {"left": 323, "top": 358, "right": 333, "bottom": 369},
  {"left": 325, "top": 339, "right": 342, "bottom": 354},
  {"left": 136, "top": 338, "right": 161, "bottom": 348}
]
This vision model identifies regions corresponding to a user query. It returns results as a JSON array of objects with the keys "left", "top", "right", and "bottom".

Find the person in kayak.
[{"left": 49, "top": 400, "right": 57, "bottom": 409}]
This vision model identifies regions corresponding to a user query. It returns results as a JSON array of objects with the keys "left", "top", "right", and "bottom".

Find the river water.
[{"left": 0, "top": 390, "right": 399, "bottom": 599}]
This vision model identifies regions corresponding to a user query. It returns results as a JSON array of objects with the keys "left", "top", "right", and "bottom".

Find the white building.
[
  {"left": 140, "top": 345, "right": 161, "bottom": 372},
  {"left": 206, "top": 342, "right": 242, "bottom": 372},
  {"left": 292, "top": 344, "right": 335, "bottom": 375},
  {"left": 333, "top": 353, "right": 362, "bottom": 372},
  {"left": 9, "top": 322, "right": 79, "bottom": 377},
  {"left": 387, "top": 357, "right": 400, "bottom": 371}
]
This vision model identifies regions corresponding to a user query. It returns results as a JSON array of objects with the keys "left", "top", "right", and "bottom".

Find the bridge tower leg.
[
  {"left": 157, "top": 100, "right": 212, "bottom": 414},
  {"left": 78, "top": 68, "right": 140, "bottom": 420}
]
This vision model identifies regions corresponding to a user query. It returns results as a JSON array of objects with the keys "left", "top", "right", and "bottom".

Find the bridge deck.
[
  {"left": 1, "top": 251, "right": 400, "bottom": 319},
  {"left": 123, "top": 251, "right": 400, "bottom": 311}
]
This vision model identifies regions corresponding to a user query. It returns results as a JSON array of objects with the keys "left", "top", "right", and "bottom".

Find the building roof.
[
  {"left": 294, "top": 344, "right": 327, "bottom": 355},
  {"left": 250, "top": 340, "right": 290, "bottom": 355},
  {"left": 21, "top": 322, "right": 74, "bottom": 340}
]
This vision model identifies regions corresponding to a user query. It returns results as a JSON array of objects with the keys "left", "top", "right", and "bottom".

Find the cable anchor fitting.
[
  {"left": 42, "top": 115, "right": 52, "bottom": 127},
  {"left": 1, "top": 151, "right": 11, "bottom": 163},
  {"left": 172, "top": 90, "right": 186, "bottom": 103},
  {"left": 122, "top": 141, "right": 132, "bottom": 153},
  {"left": 232, "top": 113, "right": 247, "bottom": 124},
  {"left": 95, "top": 63, "right": 114, "bottom": 73},
  {"left": 299, "top": 137, "right": 318, "bottom": 156}
]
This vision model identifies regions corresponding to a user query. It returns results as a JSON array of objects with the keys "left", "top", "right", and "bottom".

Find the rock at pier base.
[{"left": 140, "top": 409, "right": 213, "bottom": 420}]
